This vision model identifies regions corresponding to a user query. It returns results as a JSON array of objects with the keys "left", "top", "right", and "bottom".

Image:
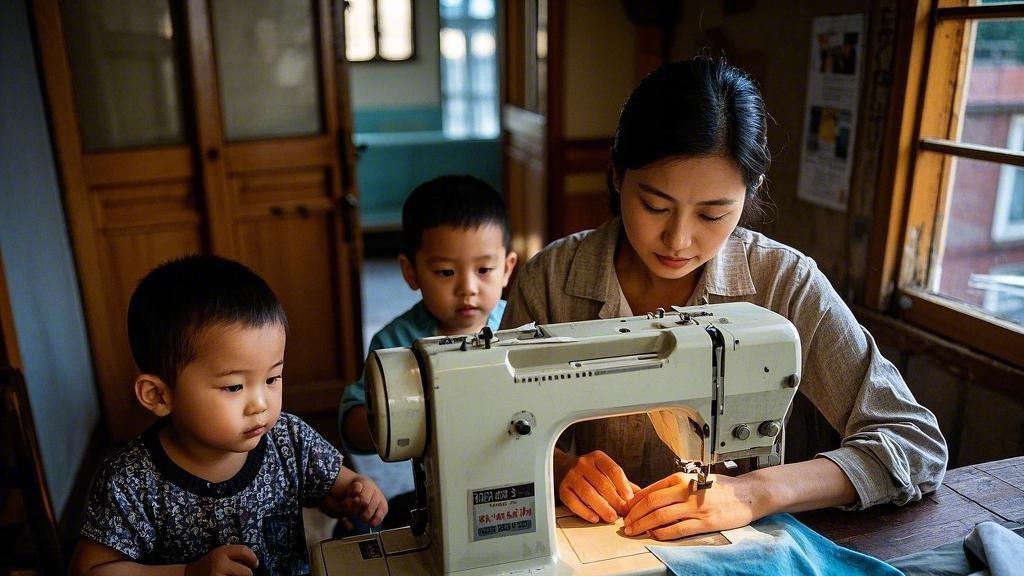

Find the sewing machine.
[{"left": 311, "top": 302, "right": 801, "bottom": 575}]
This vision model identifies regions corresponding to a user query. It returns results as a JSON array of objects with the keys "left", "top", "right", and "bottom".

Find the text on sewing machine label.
[{"left": 470, "top": 482, "right": 535, "bottom": 541}]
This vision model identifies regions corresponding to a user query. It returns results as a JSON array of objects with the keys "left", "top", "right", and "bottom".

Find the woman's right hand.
[{"left": 557, "top": 449, "right": 639, "bottom": 523}]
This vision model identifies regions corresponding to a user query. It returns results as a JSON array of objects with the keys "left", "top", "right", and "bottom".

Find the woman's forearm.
[{"left": 745, "top": 458, "right": 858, "bottom": 517}]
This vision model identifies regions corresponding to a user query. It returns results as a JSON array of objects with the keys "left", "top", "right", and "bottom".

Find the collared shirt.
[
  {"left": 501, "top": 218, "right": 947, "bottom": 510},
  {"left": 339, "top": 299, "right": 507, "bottom": 455}
]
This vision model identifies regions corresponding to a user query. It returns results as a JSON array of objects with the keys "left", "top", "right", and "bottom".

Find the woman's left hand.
[{"left": 623, "top": 472, "right": 761, "bottom": 540}]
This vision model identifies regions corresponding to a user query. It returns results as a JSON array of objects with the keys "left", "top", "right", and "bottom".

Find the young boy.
[
  {"left": 339, "top": 174, "right": 517, "bottom": 467},
  {"left": 71, "top": 255, "right": 387, "bottom": 575}
]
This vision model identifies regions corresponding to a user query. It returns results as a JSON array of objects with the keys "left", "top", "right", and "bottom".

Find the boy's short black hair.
[
  {"left": 400, "top": 175, "right": 511, "bottom": 258},
  {"left": 127, "top": 254, "right": 288, "bottom": 385}
]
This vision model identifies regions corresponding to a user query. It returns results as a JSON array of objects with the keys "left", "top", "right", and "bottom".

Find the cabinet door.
[
  {"left": 198, "top": 0, "right": 362, "bottom": 414},
  {"left": 34, "top": 0, "right": 362, "bottom": 442},
  {"left": 36, "top": 0, "right": 206, "bottom": 440}
]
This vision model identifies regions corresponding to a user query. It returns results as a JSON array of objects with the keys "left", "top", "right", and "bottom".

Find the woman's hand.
[
  {"left": 558, "top": 450, "right": 640, "bottom": 523},
  {"left": 623, "top": 472, "right": 761, "bottom": 540}
]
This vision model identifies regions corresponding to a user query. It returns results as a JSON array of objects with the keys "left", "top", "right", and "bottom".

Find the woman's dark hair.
[{"left": 609, "top": 56, "right": 772, "bottom": 225}]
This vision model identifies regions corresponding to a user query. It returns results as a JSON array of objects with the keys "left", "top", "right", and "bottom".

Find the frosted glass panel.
[
  {"left": 61, "top": 0, "right": 185, "bottom": 150},
  {"left": 212, "top": 0, "right": 322, "bottom": 140}
]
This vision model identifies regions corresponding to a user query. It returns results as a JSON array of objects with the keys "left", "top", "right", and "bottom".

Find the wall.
[
  {"left": 0, "top": 0, "right": 99, "bottom": 514},
  {"left": 349, "top": 0, "right": 441, "bottom": 123},
  {"left": 563, "top": 0, "right": 636, "bottom": 139}
]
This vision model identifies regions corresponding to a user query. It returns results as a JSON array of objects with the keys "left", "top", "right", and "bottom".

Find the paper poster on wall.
[{"left": 797, "top": 14, "right": 865, "bottom": 212}]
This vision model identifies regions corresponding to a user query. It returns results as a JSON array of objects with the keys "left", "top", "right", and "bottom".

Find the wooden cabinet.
[{"left": 33, "top": 0, "right": 362, "bottom": 442}]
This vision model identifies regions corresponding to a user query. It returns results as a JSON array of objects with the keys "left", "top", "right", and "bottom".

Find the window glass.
[
  {"left": 212, "top": 0, "right": 321, "bottom": 140},
  {"left": 61, "top": 0, "right": 186, "bottom": 150},
  {"left": 345, "top": 0, "right": 376, "bottom": 62},
  {"left": 440, "top": 0, "right": 499, "bottom": 138},
  {"left": 378, "top": 0, "right": 413, "bottom": 61},
  {"left": 344, "top": 0, "right": 414, "bottom": 62},
  {"left": 934, "top": 154, "right": 1024, "bottom": 324}
]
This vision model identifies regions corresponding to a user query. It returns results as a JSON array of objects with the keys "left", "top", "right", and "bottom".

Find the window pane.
[
  {"left": 378, "top": 0, "right": 413, "bottom": 61},
  {"left": 440, "top": 0, "right": 464, "bottom": 20},
  {"left": 933, "top": 156, "right": 1024, "bottom": 324},
  {"left": 61, "top": 0, "right": 186, "bottom": 150},
  {"left": 345, "top": 0, "right": 376, "bottom": 61},
  {"left": 212, "top": 0, "right": 322, "bottom": 140},
  {"left": 469, "top": 0, "right": 495, "bottom": 19},
  {"left": 440, "top": 3, "right": 499, "bottom": 138},
  {"left": 959, "top": 18, "right": 1024, "bottom": 148}
]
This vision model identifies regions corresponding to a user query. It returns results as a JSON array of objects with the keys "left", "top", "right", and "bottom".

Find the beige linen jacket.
[{"left": 501, "top": 218, "right": 947, "bottom": 509}]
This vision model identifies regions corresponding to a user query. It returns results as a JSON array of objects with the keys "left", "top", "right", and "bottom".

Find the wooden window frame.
[{"left": 868, "top": 0, "right": 1024, "bottom": 368}]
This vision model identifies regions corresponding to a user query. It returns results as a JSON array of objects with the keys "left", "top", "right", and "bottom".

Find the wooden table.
[{"left": 797, "top": 455, "right": 1024, "bottom": 560}]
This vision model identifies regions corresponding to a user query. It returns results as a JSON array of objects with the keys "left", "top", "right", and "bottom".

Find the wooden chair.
[{"left": 0, "top": 366, "right": 64, "bottom": 575}]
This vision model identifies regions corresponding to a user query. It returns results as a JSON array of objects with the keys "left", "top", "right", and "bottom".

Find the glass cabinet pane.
[
  {"left": 61, "top": 0, "right": 186, "bottom": 150},
  {"left": 212, "top": 0, "right": 322, "bottom": 140}
]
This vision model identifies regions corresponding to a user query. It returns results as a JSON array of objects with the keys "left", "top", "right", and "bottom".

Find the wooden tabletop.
[{"left": 796, "top": 455, "right": 1024, "bottom": 560}]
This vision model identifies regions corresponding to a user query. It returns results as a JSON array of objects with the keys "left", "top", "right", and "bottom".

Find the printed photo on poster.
[{"left": 798, "top": 14, "right": 865, "bottom": 211}]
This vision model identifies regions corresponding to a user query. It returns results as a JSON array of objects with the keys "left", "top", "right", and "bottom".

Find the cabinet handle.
[
  {"left": 296, "top": 205, "right": 310, "bottom": 218},
  {"left": 269, "top": 206, "right": 284, "bottom": 216}
]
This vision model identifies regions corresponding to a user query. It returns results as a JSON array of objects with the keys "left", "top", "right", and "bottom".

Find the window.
[
  {"left": 877, "top": 0, "right": 1024, "bottom": 366},
  {"left": 439, "top": 0, "right": 499, "bottom": 137},
  {"left": 344, "top": 0, "right": 414, "bottom": 62},
  {"left": 993, "top": 115, "right": 1024, "bottom": 241}
]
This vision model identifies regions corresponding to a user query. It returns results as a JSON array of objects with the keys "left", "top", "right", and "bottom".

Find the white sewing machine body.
[{"left": 311, "top": 302, "right": 801, "bottom": 575}]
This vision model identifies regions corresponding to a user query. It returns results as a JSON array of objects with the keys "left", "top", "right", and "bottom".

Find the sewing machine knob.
[
  {"left": 758, "top": 420, "right": 781, "bottom": 438},
  {"left": 732, "top": 424, "right": 751, "bottom": 441},
  {"left": 513, "top": 420, "right": 532, "bottom": 435},
  {"left": 509, "top": 411, "right": 535, "bottom": 437}
]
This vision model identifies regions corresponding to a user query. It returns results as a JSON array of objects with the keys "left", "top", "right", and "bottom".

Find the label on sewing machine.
[{"left": 470, "top": 482, "right": 535, "bottom": 541}]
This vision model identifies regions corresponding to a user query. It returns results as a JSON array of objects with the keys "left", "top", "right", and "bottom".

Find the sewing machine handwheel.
[{"left": 365, "top": 348, "right": 427, "bottom": 461}]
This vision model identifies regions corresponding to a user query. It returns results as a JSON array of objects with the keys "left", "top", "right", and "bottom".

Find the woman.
[{"left": 500, "top": 56, "right": 947, "bottom": 541}]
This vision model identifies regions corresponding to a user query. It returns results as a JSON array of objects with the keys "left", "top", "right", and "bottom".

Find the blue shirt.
[{"left": 339, "top": 299, "right": 506, "bottom": 454}]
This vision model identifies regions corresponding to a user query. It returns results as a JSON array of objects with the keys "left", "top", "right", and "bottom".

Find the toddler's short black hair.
[
  {"left": 127, "top": 254, "right": 288, "bottom": 385},
  {"left": 400, "top": 175, "right": 511, "bottom": 258}
]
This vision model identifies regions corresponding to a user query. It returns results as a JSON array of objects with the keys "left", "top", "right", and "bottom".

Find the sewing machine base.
[
  {"left": 309, "top": 508, "right": 766, "bottom": 575},
  {"left": 309, "top": 524, "right": 668, "bottom": 576}
]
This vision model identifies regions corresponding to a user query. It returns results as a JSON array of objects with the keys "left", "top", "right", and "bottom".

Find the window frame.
[
  {"left": 341, "top": 0, "right": 417, "bottom": 64},
  {"left": 868, "top": 0, "right": 1024, "bottom": 368}
]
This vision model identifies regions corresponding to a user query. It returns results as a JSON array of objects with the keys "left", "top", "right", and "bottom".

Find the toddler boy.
[
  {"left": 71, "top": 255, "right": 387, "bottom": 575},
  {"left": 339, "top": 174, "right": 516, "bottom": 470}
]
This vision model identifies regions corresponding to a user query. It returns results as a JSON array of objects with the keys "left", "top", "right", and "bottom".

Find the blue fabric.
[
  {"left": 964, "top": 521, "right": 1024, "bottom": 576},
  {"left": 889, "top": 519, "right": 1024, "bottom": 576},
  {"left": 648, "top": 513, "right": 902, "bottom": 576},
  {"left": 338, "top": 299, "right": 506, "bottom": 454}
]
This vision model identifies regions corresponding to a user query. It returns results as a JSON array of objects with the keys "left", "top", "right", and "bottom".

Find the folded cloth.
[
  {"left": 965, "top": 521, "right": 1024, "bottom": 576},
  {"left": 890, "top": 520, "right": 1024, "bottom": 576},
  {"left": 647, "top": 513, "right": 901, "bottom": 576}
]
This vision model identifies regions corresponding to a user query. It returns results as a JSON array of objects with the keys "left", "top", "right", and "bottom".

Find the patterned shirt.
[
  {"left": 501, "top": 217, "right": 948, "bottom": 510},
  {"left": 81, "top": 412, "right": 341, "bottom": 574}
]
